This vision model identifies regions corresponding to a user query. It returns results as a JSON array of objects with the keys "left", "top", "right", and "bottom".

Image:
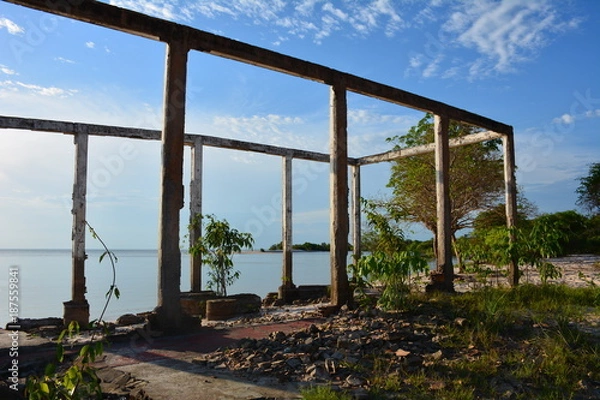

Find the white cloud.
[
  {"left": 211, "top": 113, "right": 305, "bottom": 143},
  {"left": 553, "top": 113, "right": 575, "bottom": 125},
  {"left": 0, "top": 80, "right": 78, "bottom": 97},
  {"left": 109, "top": 0, "right": 405, "bottom": 43},
  {"left": 406, "top": 0, "right": 580, "bottom": 80},
  {"left": 109, "top": 0, "right": 180, "bottom": 21},
  {"left": 551, "top": 109, "right": 600, "bottom": 126},
  {"left": 0, "top": 17, "right": 24, "bottom": 35},
  {"left": 0, "top": 65, "right": 17, "bottom": 75},
  {"left": 55, "top": 57, "right": 75, "bottom": 64},
  {"left": 585, "top": 109, "right": 600, "bottom": 119},
  {"left": 85, "top": 41, "right": 95, "bottom": 49},
  {"left": 447, "top": 0, "right": 581, "bottom": 77}
]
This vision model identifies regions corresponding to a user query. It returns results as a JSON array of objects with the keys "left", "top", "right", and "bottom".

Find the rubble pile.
[{"left": 193, "top": 305, "right": 455, "bottom": 397}]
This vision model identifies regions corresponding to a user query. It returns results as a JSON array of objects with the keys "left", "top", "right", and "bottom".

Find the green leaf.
[
  {"left": 80, "top": 344, "right": 90, "bottom": 361},
  {"left": 56, "top": 343, "right": 65, "bottom": 362},
  {"left": 44, "top": 363, "right": 56, "bottom": 376},
  {"left": 114, "top": 286, "right": 121, "bottom": 299},
  {"left": 39, "top": 382, "right": 50, "bottom": 394}
]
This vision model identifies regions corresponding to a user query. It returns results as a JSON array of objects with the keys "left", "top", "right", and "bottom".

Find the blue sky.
[{"left": 0, "top": 0, "right": 598, "bottom": 250}]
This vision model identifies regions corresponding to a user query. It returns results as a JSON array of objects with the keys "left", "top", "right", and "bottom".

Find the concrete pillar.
[
  {"left": 279, "top": 153, "right": 295, "bottom": 301},
  {"left": 64, "top": 131, "right": 90, "bottom": 326},
  {"left": 434, "top": 114, "right": 454, "bottom": 291},
  {"left": 189, "top": 137, "right": 203, "bottom": 292},
  {"left": 351, "top": 164, "right": 361, "bottom": 261},
  {"left": 329, "top": 82, "right": 351, "bottom": 306},
  {"left": 503, "top": 130, "right": 519, "bottom": 286},
  {"left": 156, "top": 39, "right": 188, "bottom": 331}
]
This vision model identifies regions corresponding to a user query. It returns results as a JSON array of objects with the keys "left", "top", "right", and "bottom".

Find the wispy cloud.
[
  {"left": 0, "top": 80, "right": 77, "bottom": 97},
  {"left": 0, "top": 65, "right": 17, "bottom": 75},
  {"left": 211, "top": 113, "right": 305, "bottom": 144},
  {"left": 109, "top": 0, "right": 187, "bottom": 21},
  {"left": 0, "top": 17, "right": 24, "bottom": 35},
  {"left": 553, "top": 109, "right": 600, "bottom": 125},
  {"left": 406, "top": 0, "right": 581, "bottom": 80},
  {"left": 85, "top": 41, "right": 95, "bottom": 49},
  {"left": 449, "top": 0, "right": 579, "bottom": 74},
  {"left": 108, "top": 0, "right": 405, "bottom": 44},
  {"left": 347, "top": 108, "right": 420, "bottom": 156},
  {"left": 55, "top": 57, "right": 75, "bottom": 64}
]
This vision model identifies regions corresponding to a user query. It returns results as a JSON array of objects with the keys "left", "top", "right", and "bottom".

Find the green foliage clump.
[
  {"left": 189, "top": 214, "right": 254, "bottom": 296},
  {"left": 26, "top": 322, "right": 105, "bottom": 400},
  {"left": 26, "top": 222, "right": 118, "bottom": 400},
  {"left": 350, "top": 199, "right": 428, "bottom": 310},
  {"left": 460, "top": 213, "right": 567, "bottom": 285}
]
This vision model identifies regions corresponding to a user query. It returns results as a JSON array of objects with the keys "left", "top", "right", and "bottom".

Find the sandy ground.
[{"left": 447, "top": 254, "right": 600, "bottom": 292}]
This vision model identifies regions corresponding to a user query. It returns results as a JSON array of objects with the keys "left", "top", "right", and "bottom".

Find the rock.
[
  {"left": 228, "top": 293, "right": 262, "bottom": 314},
  {"left": 345, "top": 374, "right": 365, "bottom": 386},
  {"left": 306, "top": 364, "right": 329, "bottom": 380},
  {"left": 116, "top": 313, "right": 145, "bottom": 326},
  {"left": 395, "top": 348, "right": 411, "bottom": 357},
  {"left": 286, "top": 357, "right": 303, "bottom": 369}
]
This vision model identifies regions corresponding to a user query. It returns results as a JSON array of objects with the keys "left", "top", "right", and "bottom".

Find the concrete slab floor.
[
  {"left": 1, "top": 319, "right": 321, "bottom": 399},
  {"left": 114, "top": 355, "right": 301, "bottom": 400}
]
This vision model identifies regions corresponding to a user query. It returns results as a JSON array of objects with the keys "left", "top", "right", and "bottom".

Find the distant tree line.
[{"left": 268, "top": 241, "right": 331, "bottom": 251}]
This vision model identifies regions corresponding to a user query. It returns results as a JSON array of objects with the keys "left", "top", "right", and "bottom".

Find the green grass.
[
  {"left": 300, "top": 385, "right": 353, "bottom": 400},
  {"left": 335, "top": 284, "right": 599, "bottom": 399}
]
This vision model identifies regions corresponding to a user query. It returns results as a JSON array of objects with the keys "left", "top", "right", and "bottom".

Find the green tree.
[
  {"left": 189, "top": 214, "right": 254, "bottom": 296},
  {"left": 383, "top": 113, "right": 505, "bottom": 266},
  {"left": 535, "top": 211, "right": 589, "bottom": 255},
  {"left": 576, "top": 162, "right": 600, "bottom": 215},
  {"left": 472, "top": 192, "right": 537, "bottom": 232}
]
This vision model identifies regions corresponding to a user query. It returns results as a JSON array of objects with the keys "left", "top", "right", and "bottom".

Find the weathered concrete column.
[
  {"left": 503, "top": 129, "right": 519, "bottom": 286},
  {"left": 279, "top": 153, "right": 295, "bottom": 301},
  {"left": 64, "top": 131, "right": 90, "bottom": 326},
  {"left": 156, "top": 39, "right": 188, "bottom": 331},
  {"left": 434, "top": 114, "right": 454, "bottom": 291},
  {"left": 189, "top": 137, "right": 203, "bottom": 292},
  {"left": 329, "top": 82, "right": 351, "bottom": 306},
  {"left": 351, "top": 164, "right": 361, "bottom": 261}
]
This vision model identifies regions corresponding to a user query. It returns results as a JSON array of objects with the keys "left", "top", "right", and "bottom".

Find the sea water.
[{"left": 0, "top": 249, "right": 334, "bottom": 325}]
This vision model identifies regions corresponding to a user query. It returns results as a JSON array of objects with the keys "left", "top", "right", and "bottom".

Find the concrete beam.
[
  {"left": 64, "top": 132, "right": 90, "bottom": 326},
  {"left": 156, "top": 40, "right": 188, "bottom": 331},
  {"left": 329, "top": 82, "right": 351, "bottom": 307},
  {"left": 434, "top": 115, "right": 454, "bottom": 291},
  {"left": 503, "top": 130, "right": 519, "bottom": 287},
  {"left": 279, "top": 154, "right": 294, "bottom": 300},
  {"left": 189, "top": 137, "right": 203, "bottom": 292}
]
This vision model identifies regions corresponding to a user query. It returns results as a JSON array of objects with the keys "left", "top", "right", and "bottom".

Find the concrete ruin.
[{"left": 1, "top": 0, "right": 517, "bottom": 331}]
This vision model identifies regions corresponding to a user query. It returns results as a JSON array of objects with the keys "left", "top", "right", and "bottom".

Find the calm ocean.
[{"left": 0, "top": 249, "right": 333, "bottom": 325}]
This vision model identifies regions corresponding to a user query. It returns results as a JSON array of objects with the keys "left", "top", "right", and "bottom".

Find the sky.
[{"left": 0, "top": 0, "right": 599, "bottom": 250}]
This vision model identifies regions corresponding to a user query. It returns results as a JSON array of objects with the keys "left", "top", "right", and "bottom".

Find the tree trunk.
[{"left": 452, "top": 234, "right": 464, "bottom": 273}]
